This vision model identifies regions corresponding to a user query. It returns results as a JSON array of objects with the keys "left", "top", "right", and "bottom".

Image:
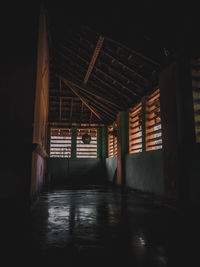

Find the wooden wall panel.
[{"left": 31, "top": 8, "right": 49, "bottom": 201}]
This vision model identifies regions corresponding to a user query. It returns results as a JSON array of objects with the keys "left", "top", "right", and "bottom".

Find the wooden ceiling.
[{"left": 47, "top": 9, "right": 163, "bottom": 126}]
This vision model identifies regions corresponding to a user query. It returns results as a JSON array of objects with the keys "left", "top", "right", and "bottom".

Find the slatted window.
[
  {"left": 114, "top": 123, "right": 117, "bottom": 157},
  {"left": 76, "top": 128, "right": 97, "bottom": 158},
  {"left": 145, "top": 89, "right": 162, "bottom": 151},
  {"left": 50, "top": 128, "right": 71, "bottom": 158},
  {"left": 129, "top": 102, "right": 142, "bottom": 153},
  {"left": 191, "top": 58, "right": 200, "bottom": 142},
  {"left": 108, "top": 126, "right": 114, "bottom": 157},
  {"left": 114, "top": 136, "right": 117, "bottom": 157}
]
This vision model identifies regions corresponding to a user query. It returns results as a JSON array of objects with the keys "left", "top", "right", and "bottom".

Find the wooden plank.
[
  {"left": 57, "top": 45, "right": 137, "bottom": 99},
  {"left": 84, "top": 35, "right": 104, "bottom": 84},
  {"left": 59, "top": 75, "right": 122, "bottom": 109},
  {"left": 68, "top": 33, "right": 146, "bottom": 88},
  {"left": 63, "top": 79, "right": 102, "bottom": 121}
]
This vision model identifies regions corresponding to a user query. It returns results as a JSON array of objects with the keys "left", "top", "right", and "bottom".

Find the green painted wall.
[
  {"left": 46, "top": 126, "right": 108, "bottom": 185},
  {"left": 46, "top": 158, "right": 107, "bottom": 185},
  {"left": 105, "top": 157, "right": 117, "bottom": 183},
  {"left": 126, "top": 150, "right": 164, "bottom": 195}
]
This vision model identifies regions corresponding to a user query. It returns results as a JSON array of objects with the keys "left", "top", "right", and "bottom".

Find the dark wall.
[
  {"left": 159, "top": 59, "right": 200, "bottom": 207},
  {"left": 0, "top": 3, "right": 40, "bottom": 211},
  {"left": 176, "top": 57, "right": 200, "bottom": 207},
  {"left": 125, "top": 150, "right": 164, "bottom": 195},
  {"left": 188, "top": 145, "right": 200, "bottom": 205}
]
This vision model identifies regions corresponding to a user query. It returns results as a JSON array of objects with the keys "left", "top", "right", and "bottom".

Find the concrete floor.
[{"left": 1, "top": 184, "right": 198, "bottom": 266}]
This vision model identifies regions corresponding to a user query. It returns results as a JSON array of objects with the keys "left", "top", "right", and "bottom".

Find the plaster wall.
[
  {"left": 125, "top": 150, "right": 164, "bottom": 195},
  {"left": 47, "top": 158, "right": 107, "bottom": 184},
  {"left": 105, "top": 157, "right": 117, "bottom": 183}
]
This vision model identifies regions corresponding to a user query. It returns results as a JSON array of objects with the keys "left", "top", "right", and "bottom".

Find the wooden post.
[
  {"left": 102, "top": 126, "right": 108, "bottom": 160},
  {"left": 159, "top": 63, "right": 179, "bottom": 198},
  {"left": 71, "top": 127, "right": 77, "bottom": 158},
  {"left": 97, "top": 127, "right": 102, "bottom": 159},
  {"left": 116, "top": 111, "right": 129, "bottom": 186}
]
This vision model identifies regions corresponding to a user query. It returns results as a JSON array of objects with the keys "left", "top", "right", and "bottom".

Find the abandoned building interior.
[{"left": 1, "top": 1, "right": 200, "bottom": 266}]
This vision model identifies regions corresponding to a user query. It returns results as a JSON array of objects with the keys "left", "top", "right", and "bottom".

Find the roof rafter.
[
  {"left": 81, "top": 25, "right": 161, "bottom": 67},
  {"left": 53, "top": 54, "right": 129, "bottom": 104},
  {"left": 84, "top": 35, "right": 104, "bottom": 84},
  {"left": 56, "top": 43, "right": 140, "bottom": 97},
  {"left": 59, "top": 77, "right": 116, "bottom": 121},
  {"left": 56, "top": 71, "right": 124, "bottom": 109},
  {"left": 72, "top": 32, "right": 151, "bottom": 84},
  {"left": 63, "top": 79, "right": 103, "bottom": 121},
  {"left": 63, "top": 37, "right": 145, "bottom": 90}
]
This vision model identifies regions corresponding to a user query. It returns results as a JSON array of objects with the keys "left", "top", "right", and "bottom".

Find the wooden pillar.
[
  {"left": 141, "top": 96, "right": 146, "bottom": 151},
  {"left": 97, "top": 127, "right": 102, "bottom": 158},
  {"left": 116, "top": 111, "right": 129, "bottom": 186},
  {"left": 159, "top": 56, "right": 194, "bottom": 203},
  {"left": 71, "top": 127, "right": 77, "bottom": 158},
  {"left": 159, "top": 63, "right": 179, "bottom": 198},
  {"left": 175, "top": 55, "right": 195, "bottom": 206},
  {"left": 46, "top": 126, "right": 51, "bottom": 156},
  {"left": 102, "top": 126, "right": 108, "bottom": 160}
]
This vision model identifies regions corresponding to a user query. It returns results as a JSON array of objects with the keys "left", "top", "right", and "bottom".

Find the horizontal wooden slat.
[
  {"left": 129, "top": 148, "right": 142, "bottom": 153},
  {"left": 129, "top": 135, "right": 142, "bottom": 142},
  {"left": 146, "top": 105, "right": 160, "bottom": 115},
  {"left": 76, "top": 154, "right": 97, "bottom": 156},
  {"left": 129, "top": 117, "right": 141, "bottom": 123},
  {"left": 146, "top": 121, "right": 161, "bottom": 130},
  {"left": 146, "top": 145, "right": 162, "bottom": 150},
  {"left": 146, "top": 135, "right": 162, "bottom": 143},
  {"left": 146, "top": 129, "right": 162, "bottom": 136}
]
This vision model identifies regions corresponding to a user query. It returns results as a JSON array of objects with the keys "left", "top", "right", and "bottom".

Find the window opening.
[
  {"left": 129, "top": 102, "right": 142, "bottom": 153},
  {"left": 145, "top": 89, "right": 162, "bottom": 151},
  {"left": 76, "top": 128, "right": 97, "bottom": 158},
  {"left": 50, "top": 128, "right": 71, "bottom": 158},
  {"left": 108, "top": 125, "right": 114, "bottom": 157}
]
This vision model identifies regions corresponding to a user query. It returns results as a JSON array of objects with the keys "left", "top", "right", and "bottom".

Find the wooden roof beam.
[
  {"left": 79, "top": 90, "right": 117, "bottom": 115},
  {"left": 84, "top": 35, "right": 104, "bottom": 84},
  {"left": 54, "top": 49, "right": 126, "bottom": 101},
  {"left": 63, "top": 79, "right": 102, "bottom": 121},
  {"left": 57, "top": 42, "right": 140, "bottom": 97},
  {"left": 81, "top": 25, "right": 161, "bottom": 67},
  {"left": 58, "top": 78, "right": 116, "bottom": 121},
  {"left": 82, "top": 97, "right": 115, "bottom": 121},
  {"left": 57, "top": 74, "right": 123, "bottom": 109},
  {"left": 55, "top": 45, "right": 133, "bottom": 99},
  {"left": 70, "top": 33, "right": 150, "bottom": 84}
]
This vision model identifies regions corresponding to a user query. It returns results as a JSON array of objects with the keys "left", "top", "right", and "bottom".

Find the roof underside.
[{"left": 46, "top": 2, "right": 197, "bottom": 125}]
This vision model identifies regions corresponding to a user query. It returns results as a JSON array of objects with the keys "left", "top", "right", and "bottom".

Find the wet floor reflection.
[{"left": 30, "top": 185, "right": 182, "bottom": 266}]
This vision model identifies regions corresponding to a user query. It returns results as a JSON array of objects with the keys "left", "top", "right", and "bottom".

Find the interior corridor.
[{"left": 1, "top": 2, "right": 200, "bottom": 267}]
